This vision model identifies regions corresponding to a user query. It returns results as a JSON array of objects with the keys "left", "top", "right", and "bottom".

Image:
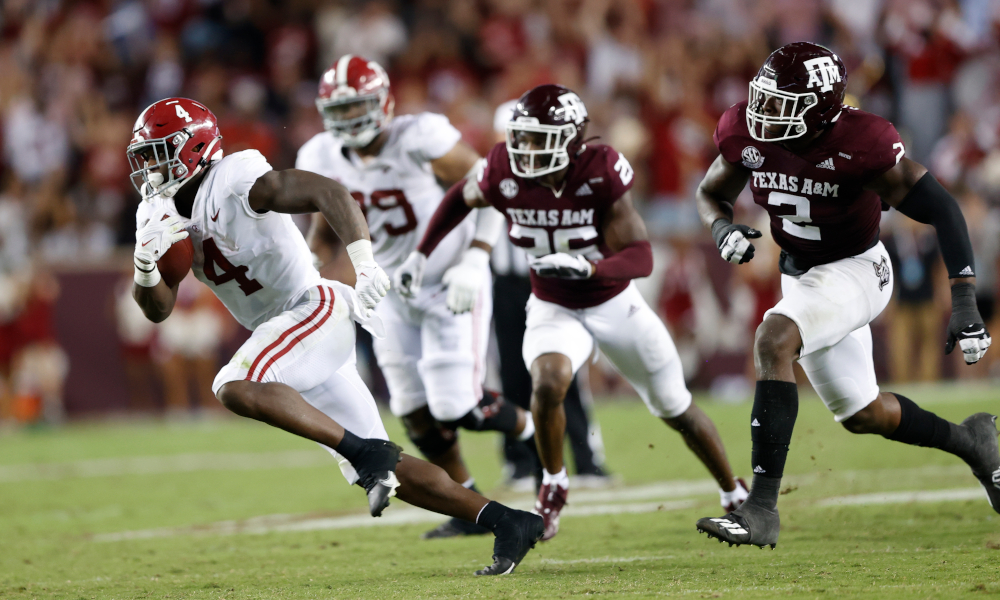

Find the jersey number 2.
[
  {"left": 767, "top": 192, "right": 821, "bottom": 241},
  {"left": 202, "top": 238, "right": 263, "bottom": 295}
]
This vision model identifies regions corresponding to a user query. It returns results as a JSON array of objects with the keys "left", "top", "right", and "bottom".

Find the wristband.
[
  {"left": 950, "top": 282, "right": 977, "bottom": 309},
  {"left": 134, "top": 261, "right": 162, "bottom": 287},
  {"left": 346, "top": 239, "right": 375, "bottom": 268},
  {"left": 711, "top": 218, "right": 732, "bottom": 247}
]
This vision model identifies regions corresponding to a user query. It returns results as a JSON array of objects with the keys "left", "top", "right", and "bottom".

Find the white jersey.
[
  {"left": 295, "top": 113, "right": 475, "bottom": 285},
  {"left": 138, "top": 150, "right": 322, "bottom": 330}
]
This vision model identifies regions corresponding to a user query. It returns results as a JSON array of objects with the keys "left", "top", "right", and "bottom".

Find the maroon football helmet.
[
  {"left": 747, "top": 42, "right": 847, "bottom": 142},
  {"left": 506, "top": 84, "right": 589, "bottom": 178},
  {"left": 316, "top": 55, "right": 394, "bottom": 148},
  {"left": 127, "top": 98, "right": 223, "bottom": 198}
]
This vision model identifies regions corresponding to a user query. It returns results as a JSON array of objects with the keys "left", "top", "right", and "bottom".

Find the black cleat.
[
  {"left": 352, "top": 440, "right": 403, "bottom": 517},
  {"left": 696, "top": 501, "right": 779, "bottom": 549},
  {"left": 422, "top": 517, "right": 491, "bottom": 539},
  {"left": 962, "top": 413, "right": 1000, "bottom": 513},
  {"left": 475, "top": 509, "right": 544, "bottom": 576}
]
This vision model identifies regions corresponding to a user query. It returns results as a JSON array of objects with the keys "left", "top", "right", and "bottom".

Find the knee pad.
[
  {"left": 443, "top": 390, "right": 519, "bottom": 434},
  {"left": 405, "top": 425, "right": 458, "bottom": 460}
]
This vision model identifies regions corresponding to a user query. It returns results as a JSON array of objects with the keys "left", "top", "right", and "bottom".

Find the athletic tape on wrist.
[
  {"left": 346, "top": 239, "right": 375, "bottom": 269},
  {"left": 134, "top": 262, "right": 162, "bottom": 287}
]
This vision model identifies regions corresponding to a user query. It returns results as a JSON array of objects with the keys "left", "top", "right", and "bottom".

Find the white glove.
[
  {"left": 345, "top": 240, "right": 389, "bottom": 317},
  {"left": 134, "top": 214, "right": 188, "bottom": 287},
  {"left": 530, "top": 253, "right": 594, "bottom": 279},
  {"left": 958, "top": 333, "right": 992, "bottom": 364},
  {"left": 442, "top": 247, "right": 490, "bottom": 314},
  {"left": 394, "top": 251, "right": 428, "bottom": 299}
]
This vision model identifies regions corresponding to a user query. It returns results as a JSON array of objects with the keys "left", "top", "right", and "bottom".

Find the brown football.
[{"left": 157, "top": 235, "right": 194, "bottom": 288}]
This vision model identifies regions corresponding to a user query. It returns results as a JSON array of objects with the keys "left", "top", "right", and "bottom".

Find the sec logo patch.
[
  {"left": 742, "top": 146, "right": 764, "bottom": 169},
  {"left": 499, "top": 178, "right": 519, "bottom": 199}
]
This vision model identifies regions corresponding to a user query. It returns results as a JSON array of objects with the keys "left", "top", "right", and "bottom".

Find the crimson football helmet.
[
  {"left": 506, "top": 84, "right": 589, "bottom": 178},
  {"left": 127, "top": 98, "right": 223, "bottom": 198},
  {"left": 316, "top": 55, "right": 394, "bottom": 148},
  {"left": 747, "top": 42, "right": 847, "bottom": 142}
]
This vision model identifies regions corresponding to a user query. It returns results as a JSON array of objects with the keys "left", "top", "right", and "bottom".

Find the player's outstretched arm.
[
  {"left": 866, "top": 157, "right": 991, "bottom": 363},
  {"left": 430, "top": 140, "right": 481, "bottom": 188},
  {"left": 249, "top": 169, "right": 389, "bottom": 315},
  {"left": 696, "top": 155, "right": 760, "bottom": 265}
]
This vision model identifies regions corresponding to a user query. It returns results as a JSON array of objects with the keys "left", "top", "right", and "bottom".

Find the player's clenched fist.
[
  {"left": 946, "top": 283, "right": 993, "bottom": 364},
  {"left": 442, "top": 247, "right": 490, "bottom": 314},
  {"left": 530, "top": 253, "right": 594, "bottom": 279},
  {"left": 346, "top": 240, "right": 390, "bottom": 317},
  {"left": 711, "top": 219, "right": 762, "bottom": 264},
  {"left": 134, "top": 212, "right": 188, "bottom": 286},
  {"left": 394, "top": 251, "right": 427, "bottom": 299}
]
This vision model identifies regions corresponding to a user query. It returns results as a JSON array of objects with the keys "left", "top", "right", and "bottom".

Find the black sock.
[
  {"left": 888, "top": 394, "right": 971, "bottom": 460},
  {"left": 335, "top": 430, "right": 366, "bottom": 464},
  {"left": 476, "top": 501, "right": 506, "bottom": 531},
  {"left": 750, "top": 381, "right": 799, "bottom": 481}
]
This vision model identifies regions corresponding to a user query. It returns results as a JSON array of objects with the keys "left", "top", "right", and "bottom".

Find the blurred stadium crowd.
[{"left": 1, "top": 0, "right": 999, "bottom": 423}]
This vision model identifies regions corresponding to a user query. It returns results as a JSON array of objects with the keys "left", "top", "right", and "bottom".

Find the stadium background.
[{"left": 0, "top": 0, "right": 999, "bottom": 422}]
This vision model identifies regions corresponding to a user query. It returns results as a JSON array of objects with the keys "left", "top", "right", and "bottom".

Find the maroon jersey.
[
  {"left": 715, "top": 101, "right": 904, "bottom": 266},
  {"left": 479, "top": 142, "right": 634, "bottom": 308}
]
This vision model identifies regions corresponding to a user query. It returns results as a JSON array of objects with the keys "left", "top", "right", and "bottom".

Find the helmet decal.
[{"left": 803, "top": 57, "right": 842, "bottom": 93}]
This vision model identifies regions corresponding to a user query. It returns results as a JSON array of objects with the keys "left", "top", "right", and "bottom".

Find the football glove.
[
  {"left": 946, "top": 283, "right": 992, "bottom": 364},
  {"left": 394, "top": 251, "right": 428, "bottom": 299},
  {"left": 133, "top": 213, "right": 188, "bottom": 287},
  {"left": 354, "top": 261, "right": 390, "bottom": 317},
  {"left": 712, "top": 219, "right": 761, "bottom": 264},
  {"left": 442, "top": 247, "right": 490, "bottom": 314},
  {"left": 530, "top": 253, "right": 593, "bottom": 279}
]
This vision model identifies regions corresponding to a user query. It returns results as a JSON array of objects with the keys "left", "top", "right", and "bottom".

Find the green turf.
[{"left": 1, "top": 384, "right": 999, "bottom": 598}]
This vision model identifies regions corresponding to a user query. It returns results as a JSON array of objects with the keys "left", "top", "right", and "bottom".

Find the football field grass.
[{"left": 1, "top": 383, "right": 999, "bottom": 598}]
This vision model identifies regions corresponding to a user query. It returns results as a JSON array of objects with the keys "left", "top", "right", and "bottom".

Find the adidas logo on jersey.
[
  {"left": 959, "top": 265, "right": 975, "bottom": 276},
  {"left": 751, "top": 418, "right": 760, "bottom": 427},
  {"left": 576, "top": 183, "right": 593, "bottom": 196},
  {"left": 753, "top": 465, "right": 766, "bottom": 474},
  {"left": 816, "top": 158, "right": 835, "bottom": 170}
]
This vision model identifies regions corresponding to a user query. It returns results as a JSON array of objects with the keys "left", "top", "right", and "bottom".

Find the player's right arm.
[
  {"left": 131, "top": 212, "right": 186, "bottom": 323},
  {"left": 248, "top": 169, "right": 389, "bottom": 315},
  {"left": 696, "top": 155, "right": 761, "bottom": 265}
]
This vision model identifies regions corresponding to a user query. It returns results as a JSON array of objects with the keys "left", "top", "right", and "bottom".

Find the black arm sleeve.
[{"left": 894, "top": 173, "right": 976, "bottom": 279}]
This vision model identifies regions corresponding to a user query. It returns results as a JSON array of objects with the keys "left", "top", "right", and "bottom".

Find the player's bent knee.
[
  {"left": 441, "top": 391, "right": 519, "bottom": 433},
  {"left": 530, "top": 354, "right": 573, "bottom": 405},
  {"left": 840, "top": 401, "right": 881, "bottom": 435},
  {"left": 754, "top": 316, "right": 801, "bottom": 365},
  {"left": 401, "top": 407, "right": 458, "bottom": 460}
]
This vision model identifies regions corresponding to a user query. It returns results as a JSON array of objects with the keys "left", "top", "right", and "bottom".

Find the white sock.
[
  {"left": 720, "top": 479, "right": 749, "bottom": 508},
  {"left": 462, "top": 477, "right": 476, "bottom": 489},
  {"left": 542, "top": 467, "right": 569, "bottom": 489},
  {"left": 517, "top": 412, "right": 535, "bottom": 441}
]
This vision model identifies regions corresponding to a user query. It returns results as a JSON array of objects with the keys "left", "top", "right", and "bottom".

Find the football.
[{"left": 157, "top": 235, "right": 194, "bottom": 287}]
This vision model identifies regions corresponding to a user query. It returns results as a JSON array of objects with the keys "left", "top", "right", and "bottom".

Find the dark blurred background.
[{"left": 1, "top": 0, "right": 998, "bottom": 423}]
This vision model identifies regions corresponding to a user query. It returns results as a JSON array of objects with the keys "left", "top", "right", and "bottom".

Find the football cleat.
[
  {"left": 961, "top": 413, "right": 1000, "bottom": 513},
  {"left": 533, "top": 481, "right": 568, "bottom": 541},
  {"left": 696, "top": 500, "right": 779, "bottom": 549},
  {"left": 422, "top": 517, "right": 491, "bottom": 539},
  {"left": 351, "top": 440, "right": 403, "bottom": 517},
  {"left": 475, "top": 509, "right": 544, "bottom": 576}
]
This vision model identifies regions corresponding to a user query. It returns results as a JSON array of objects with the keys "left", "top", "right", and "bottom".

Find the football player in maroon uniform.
[
  {"left": 694, "top": 42, "right": 996, "bottom": 549},
  {"left": 397, "top": 84, "right": 748, "bottom": 541}
]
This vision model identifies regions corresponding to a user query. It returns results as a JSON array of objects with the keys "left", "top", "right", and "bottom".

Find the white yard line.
[{"left": 92, "top": 483, "right": 986, "bottom": 543}]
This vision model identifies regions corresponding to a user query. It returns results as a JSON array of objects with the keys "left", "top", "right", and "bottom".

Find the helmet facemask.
[
  {"left": 317, "top": 92, "right": 390, "bottom": 148},
  {"left": 746, "top": 77, "right": 818, "bottom": 142},
  {"left": 505, "top": 118, "right": 578, "bottom": 178}
]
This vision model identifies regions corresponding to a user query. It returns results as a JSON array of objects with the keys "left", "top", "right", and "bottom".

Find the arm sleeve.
[
  {"left": 416, "top": 179, "right": 474, "bottom": 256},
  {"left": 408, "top": 113, "right": 463, "bottom": 163},
  {"left": 592, "top": 240, "right": 653, "bottom": 280},
  {"left": 895, "top": 172, "right": 976, "bottom": 279}
]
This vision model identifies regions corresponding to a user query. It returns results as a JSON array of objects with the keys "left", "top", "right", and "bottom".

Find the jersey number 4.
[
  {"left": 202, "top": 238, "right": 263, "bottom": 295},
  {"left": 350, "top": 190, "right": 417, "bottom": 236}
]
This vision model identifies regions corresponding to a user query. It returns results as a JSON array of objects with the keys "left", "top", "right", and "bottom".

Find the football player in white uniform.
[
  {"left": 127, "top": 97, "right": 543, "bottom": 576},
  {"left": 298, "top": 56, "right": 535, "bottom": 539}
]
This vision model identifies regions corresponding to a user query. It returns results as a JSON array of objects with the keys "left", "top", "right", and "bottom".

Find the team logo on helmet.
[
  {"left": 804, "top": 57, "right": 842, "bottom": 93},
  {"left": 554, "top": 93, "right": 588, "bottom": 125},
  {"left": 741, "top": 146, "right": 765, "bottom": 169},
  {"left": 499, "top": 178, "right": 519, "bottom": 199}
]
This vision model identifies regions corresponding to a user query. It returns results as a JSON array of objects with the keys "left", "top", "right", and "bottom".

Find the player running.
[
  {"left": 694, "top": 42, "right": 997, "bottom": 549},
  {"left": 398, "top": 84, "right": 748, "bottom": 541},
  {"left": 126, "top": 97, "right": 542, "bottom": 575},
  {"left": 297, "top": 55, "right": 535, "bottom": 539}
]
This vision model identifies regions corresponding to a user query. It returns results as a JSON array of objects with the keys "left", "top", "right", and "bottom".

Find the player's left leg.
[{"left": 582, "top": 283, "right": 746, "bottom": 508}]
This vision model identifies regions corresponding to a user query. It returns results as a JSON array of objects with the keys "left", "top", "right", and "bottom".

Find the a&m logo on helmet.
[
  {"left": 804, "top": 56, "right": 842, "bottom": 93},
  {"left": 554, "top": 93, "right": 587, "bottom": 125},
  {"left": 741, "top": 146, "right": 765, "bottom": 169}
]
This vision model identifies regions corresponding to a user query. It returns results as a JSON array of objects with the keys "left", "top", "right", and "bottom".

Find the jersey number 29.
[{"left": 351, "top": 190, "right": 417, "bottom": 236}]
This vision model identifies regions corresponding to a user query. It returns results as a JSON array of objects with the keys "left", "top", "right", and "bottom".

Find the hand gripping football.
[{"left": 157, "top": 235, "right": 194, "bottom": 288}]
